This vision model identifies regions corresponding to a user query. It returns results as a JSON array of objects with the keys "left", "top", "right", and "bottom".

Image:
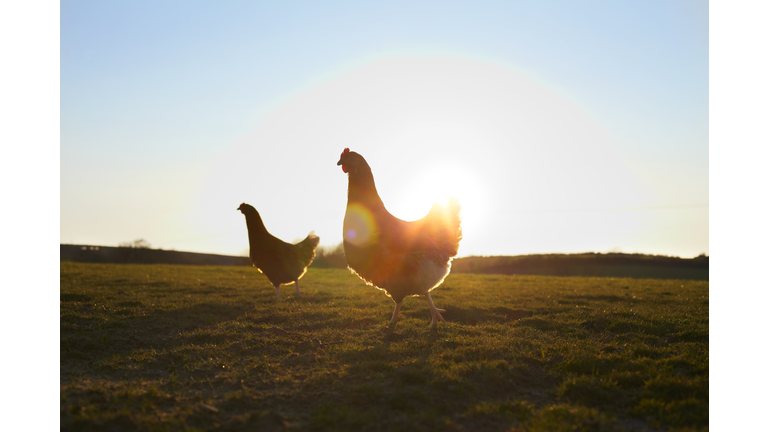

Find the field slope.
[{"left": 61, "top": 262, "right": 708, "bottom": 431}]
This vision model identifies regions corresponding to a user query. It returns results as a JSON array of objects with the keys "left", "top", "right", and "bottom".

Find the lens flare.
[{"left": 343, "top": 203, "right": 379, "bottom": 247}]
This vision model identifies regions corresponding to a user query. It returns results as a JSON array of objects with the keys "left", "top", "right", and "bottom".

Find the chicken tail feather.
[{"left": 426, "top": 197, "right": 462, "bottom": 257}]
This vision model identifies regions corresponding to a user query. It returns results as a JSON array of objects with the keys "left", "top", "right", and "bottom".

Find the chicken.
[
  {"left": 237, "top": 203, "right": 320, "bottom": 300},
  {"left": 337, "top": 148, "right": 462, "bottom": 327}
]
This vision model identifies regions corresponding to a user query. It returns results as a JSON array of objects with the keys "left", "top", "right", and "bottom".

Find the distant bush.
[
  {"left": 118, "top": 238, "right": 152, "bottom": 249},
  {"left": 313, "top": 242, "right": 347, "bottom": 269}
]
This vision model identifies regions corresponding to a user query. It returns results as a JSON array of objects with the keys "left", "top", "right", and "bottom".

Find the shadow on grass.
[
  {"left": 61, "top": 302, "right": 251, "bottom": 371},
  {"left": 61, "top": 293, "right": 94, "bottom": 302},
  {"left": 440, "top": 304, "right": 534, "bottom": 325},
  {"left": 61, "top": 292, "right": 374, "bottom": 381}
]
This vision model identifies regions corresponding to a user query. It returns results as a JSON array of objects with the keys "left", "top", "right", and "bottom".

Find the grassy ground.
[{"left": 60, "top": 263, "right": 709, "bottom": 431}]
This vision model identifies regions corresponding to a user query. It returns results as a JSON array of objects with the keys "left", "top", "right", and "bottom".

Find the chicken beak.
[{"left": 337, "top": 159, "right": 348, "bottom": 173}]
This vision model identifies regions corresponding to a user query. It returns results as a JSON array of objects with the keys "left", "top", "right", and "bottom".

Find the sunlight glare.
[{"left": 196, "top": 56, "right": 651, "bottom": 256}]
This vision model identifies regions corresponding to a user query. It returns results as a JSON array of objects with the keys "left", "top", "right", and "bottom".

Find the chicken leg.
[
  {"left": 275, "top": 285, "right": 281, "bottom": 300},
  {"left": 295, "top": 279, "right": 303, "bottom": 296},
  {"left": 426, "top": 292, "right": 446, "bottom": 327},
  {"left": 390, "top": 301, "right": 403, "bottom": 327}
]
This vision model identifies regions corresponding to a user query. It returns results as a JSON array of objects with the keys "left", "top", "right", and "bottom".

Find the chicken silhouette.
[
  {"left": 337, "top": 149, "right": 462, "bottom": 327},
  {"left": 237, "top": 203, "right": 320, "bottom": 300}
]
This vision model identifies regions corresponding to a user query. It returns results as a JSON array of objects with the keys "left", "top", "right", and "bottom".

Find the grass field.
[{"left": 60, "top": 262, "right": 708, "bottom": 431}]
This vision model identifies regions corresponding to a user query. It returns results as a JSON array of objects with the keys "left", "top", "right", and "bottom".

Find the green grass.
[{"left": 60, "top": 262, "right": 709, "bottom": 431}]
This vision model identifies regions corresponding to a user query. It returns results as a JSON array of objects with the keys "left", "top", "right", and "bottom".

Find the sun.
[{"left": 380, "top": 160, "right": 487, "bottom": 257}]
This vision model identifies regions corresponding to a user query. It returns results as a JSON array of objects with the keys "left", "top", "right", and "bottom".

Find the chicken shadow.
[{"left": 438, "top": 304, "right": 534, "bottom": 326}]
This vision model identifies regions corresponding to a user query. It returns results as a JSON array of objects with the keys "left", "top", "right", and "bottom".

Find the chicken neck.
[
  {"left": 346, "top": 169, "right": 386, "bottom": 211},
  {"left": 243, "top": 211, "right": 269, "bottom": 246}
]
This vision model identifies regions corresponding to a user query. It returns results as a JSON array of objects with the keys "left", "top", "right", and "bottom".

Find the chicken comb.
[{"left": 341, "top": 148, "right": 350, "bottom": 158}]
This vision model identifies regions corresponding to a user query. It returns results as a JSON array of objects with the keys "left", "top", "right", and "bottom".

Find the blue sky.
[{"left": 60, "top": 1, "right": 709, "bottom": 257}]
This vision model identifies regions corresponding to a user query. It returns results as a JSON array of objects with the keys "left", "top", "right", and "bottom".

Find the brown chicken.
[
  {"left": 337, "top": 149, "right": 462, "bottom": 327},
  {"left": 237, "top": 203, "right": 320, "bottom": 300}
]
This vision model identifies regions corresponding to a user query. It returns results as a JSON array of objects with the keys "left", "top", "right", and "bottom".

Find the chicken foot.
[{"left": 426, "top": 292, "right": 446, "bottom": 327}]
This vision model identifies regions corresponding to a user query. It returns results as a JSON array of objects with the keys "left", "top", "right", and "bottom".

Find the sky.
[{"left": 60, "top": 0, "right": 709, "bottom": 258}]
